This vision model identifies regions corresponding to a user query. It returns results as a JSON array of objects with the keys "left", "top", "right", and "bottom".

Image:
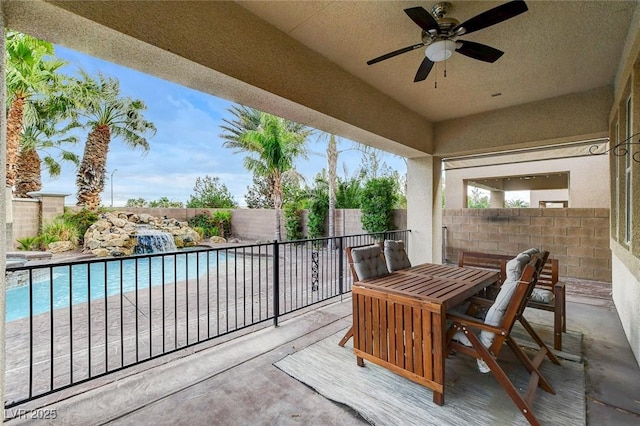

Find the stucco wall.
[
  {"left": 611, "top": 246, "right": 640, "bottom": 366},
  {"left": 530, "top": 189, "right": 570, "bottom": 207},
  {"left": 443, "top": 208, "right": 611, "bottom": 282},
  {"left": 445, "top": 154, "right": 610, "bottom": 209},
  {"left": 435, "top": 87, "right": 611, "bottom": 157},
  {"left": 608, "top": 1, "right": 640, "bottom": 367}
]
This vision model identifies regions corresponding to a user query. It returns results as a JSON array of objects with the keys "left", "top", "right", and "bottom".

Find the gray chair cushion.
[
  {"left": 383, "top": 240, "right": 411, "bottom": 272},
  {"left": 480, "top": 248, "right": 539, "bottom": 347},
  {"left": 453, "top": 248, "right": 540, "bottom": 372},
  {"left": 530, "top": 288, "right": 554, "bottom": 304},
  {"left": 351, "top": 245, "right": 389, "bottom": 280}
]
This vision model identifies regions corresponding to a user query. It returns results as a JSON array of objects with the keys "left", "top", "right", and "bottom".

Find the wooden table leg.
[{"left": 433, "top": 309, "right": 445, "bottom": 405}]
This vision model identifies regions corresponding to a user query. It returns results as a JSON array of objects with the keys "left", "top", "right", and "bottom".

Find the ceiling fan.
[{"left": 367, "top": 1, "right": 528, "bottom": 82}]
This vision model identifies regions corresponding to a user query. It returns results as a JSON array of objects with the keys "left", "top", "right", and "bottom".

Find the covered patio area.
[
  {"left": 2, "top": 1, "right": 640, "bottom": 423},
  {"left": 7, "top": 279, "right": 639, "bottom": 424}
]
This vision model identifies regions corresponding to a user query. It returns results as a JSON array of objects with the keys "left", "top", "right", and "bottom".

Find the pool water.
[{"left": 6, "top": 251, "right": 225, "bottom": 322}]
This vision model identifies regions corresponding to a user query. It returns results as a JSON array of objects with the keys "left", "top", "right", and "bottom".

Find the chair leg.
[
  {"left": 554, "top": 307, "right": 563, "bottom": 351},
  {"left": 338, "top": 326, "right": 353, "bottom": 347},
  {"left": 554, "top": 284, "right": 566, "bottom": 350},
  {"left": 519, "top": 316, "right": 561, "bottom": 365},
  {"left": 506, "top": 337, "right": 555, "bottom": 395},
  {"left": 464, "top": 330, "right": 541, "bottom": 426}
]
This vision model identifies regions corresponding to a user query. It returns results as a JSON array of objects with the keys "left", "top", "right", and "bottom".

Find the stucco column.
[
  {"left": 1, "top": 8, "right": 8, "bottom": 421},
  {"left": 407, "top": 155, "right": 442, "bottom": 265},
  {"left": 490, "top": 190, "right": 505, "bottom": 208}
]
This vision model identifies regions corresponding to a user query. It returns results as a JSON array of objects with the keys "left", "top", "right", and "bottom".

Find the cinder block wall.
[
  {"left": 12, "top": 199, "right": 41, "bottom": 247},
  {"left": 443, "top": 208, "right": 611, "bottom": 281},
  {"left": 92, "top": 208, "right": 408, "bottom": 242}
]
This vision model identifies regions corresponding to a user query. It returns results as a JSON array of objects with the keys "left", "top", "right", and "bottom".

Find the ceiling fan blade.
[
  {"left": 453, "top": 0, "right": 528, "bottom": 36},
  {"left": 414, "top": 57, "right": 435, "bottom": 82},
  {"left": 404, "top": 7, "right": 440, "bottom": 33},
  {"left": 367, "top": 43, "right": 425, "bottom": 65},
  {"left": 455, "top": 40, "right": 504, "bottom": 63}
]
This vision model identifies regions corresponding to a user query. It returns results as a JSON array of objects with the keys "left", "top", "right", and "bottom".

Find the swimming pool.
[{"left": 5, "top": 251, "right": 226, "bottom": 322}]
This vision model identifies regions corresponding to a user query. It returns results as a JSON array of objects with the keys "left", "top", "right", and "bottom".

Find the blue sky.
[{"left": 42, "top": 46, "right": 407, "bottom": 207}]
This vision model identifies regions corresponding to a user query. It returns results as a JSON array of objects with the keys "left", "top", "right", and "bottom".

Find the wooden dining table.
[{"left": 350, "top": 262, "right": 499, "bottom": 405}]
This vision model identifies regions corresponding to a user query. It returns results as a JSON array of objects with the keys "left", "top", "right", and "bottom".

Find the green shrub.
[
  {"left": 60, "top": 208, "right": 100, "bottom": 244},
  {"left": 359, "top": 177, "right": 398, "bottom": 235},
  {"left": 188, "top": 210, "right": 232, "bottom": 238},
  {"left": 283, "top": 202, "right": 304, "bottom": 241},
  {"left": 37, "top": 234, "right": 59, "bottom": 250},
  {"left": 16, "top": 236, "right": 40, "bottom": 251},
  {"left": 211, "top": 210, "right": 232, "bottom": 237},
  {"left": 188, "top": 213, "right": 217, "bottom": 238},
  {"left": 192, "top": 226, "right": 205, "bottom": 239},
  {"left": 41, "top": 217, "right": 80, "bottom": 247},
  {"left": 307, "top": 192, "right": 328, "bottom": 240}
]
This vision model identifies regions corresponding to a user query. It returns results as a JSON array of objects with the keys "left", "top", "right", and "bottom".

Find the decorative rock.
[
  {"left": 91, "top": 248, "right": 110, "bottom": 257},
  {"left": 210, "top": 236, "right": 227, "bottom": 244},
  {"left": 48, "top": 241, "right": 75, "bottom": 253},
  {"left": 82, "top": 211, "right": 202, "bottom": 257}
]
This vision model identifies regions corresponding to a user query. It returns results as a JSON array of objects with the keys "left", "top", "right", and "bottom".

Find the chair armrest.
[{"left": 446, "top": 312, "right": 507, "bottom": 336}]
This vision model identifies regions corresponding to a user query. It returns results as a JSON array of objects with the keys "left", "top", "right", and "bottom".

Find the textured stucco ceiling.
[{"left": 239, "top": 1, "right": 637, "bottom": 122}]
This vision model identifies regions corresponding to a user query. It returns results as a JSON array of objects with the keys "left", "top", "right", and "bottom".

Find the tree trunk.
[
  {"left": 327, "top": 135, "right": 337, "bottom": 249},
  {"left": 15, "top": 147, "right": 42, "bottom": 197},
  {"left": 273, "top": 174, "right": 282, "bottom": 241},
  {"left": 6, "top": 94, "right": 25, "bottom": 189},
  {"left": 77, "top": 125, "right": 111, "bottom": 211}
]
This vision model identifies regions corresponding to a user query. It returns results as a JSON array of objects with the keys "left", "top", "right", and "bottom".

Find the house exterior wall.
[
  {"left": 435, "top": 87, "right": 611, "bottom": 157},
  {"left": 530, "top": 189, "right": 569, "bottom": 207},
  {"left": 445, "top": 154, "right": 609, "bottom": 209},
  {"left": 609, "top": 5, "right": 640, "bottom": 366},
  {"left": 443, "top": 208, "right": 611, "bottom": 282}
]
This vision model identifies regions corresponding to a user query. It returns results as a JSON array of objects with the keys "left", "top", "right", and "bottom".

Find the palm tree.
[
  {"left": 5, "top": 31, "right": 66, "bottom": 189},
  {"left": 74, "top": 71, "right": 156, "bottom": 210},
  {"left": 314, "top": 133, "right": 339, "bottom": 247},
  {"left": 336, "top": 166, "right": 364, "bottom": 209},
  {"left": 15, "top": 100, "right": 80, "bottom": 197},
  {"left": 221, "top": 109, "right": 310, "bottom": 240}
]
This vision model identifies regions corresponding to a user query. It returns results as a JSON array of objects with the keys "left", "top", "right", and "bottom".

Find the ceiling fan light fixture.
[{"left": 425, "top": 39, "right": 456, "bottom": 62}]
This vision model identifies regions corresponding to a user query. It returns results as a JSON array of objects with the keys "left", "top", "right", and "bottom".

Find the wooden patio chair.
[
  {"left": 446, "top": 251, "right": 558, "bottom": 426},
  {"left": 338, "top": 243, "right": 388, "bottom": 347}
]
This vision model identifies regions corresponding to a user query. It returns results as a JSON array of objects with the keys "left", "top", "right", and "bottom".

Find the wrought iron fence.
[{"left": 3, "top": 230, "right": 409, "bottom": 407}]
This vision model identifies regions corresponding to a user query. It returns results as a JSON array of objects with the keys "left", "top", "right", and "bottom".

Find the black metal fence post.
[
  {"left": 338, "top": 236, "right": 344, "bottom": 295},
  {"left": 273, "top": 240, "right": 280, "bottom": 327}
]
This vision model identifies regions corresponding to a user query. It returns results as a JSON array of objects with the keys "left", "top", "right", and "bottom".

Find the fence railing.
[{"left": 3, "top": 230, "right": 409, "bottom": 407}]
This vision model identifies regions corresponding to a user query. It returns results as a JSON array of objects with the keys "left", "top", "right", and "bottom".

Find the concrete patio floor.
[{"left": 6, "top": 280, "right": 640, "bottom": 425}]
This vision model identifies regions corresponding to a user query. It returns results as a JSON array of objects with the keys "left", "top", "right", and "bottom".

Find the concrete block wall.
[
  {"left": 443, "top": 208, "right": 611, "bottom": 281},
  {"left": 24, "top": 205, "right": 408, "bottom": 246},
  {"left": 11, "top": 199, "right": 41, "bottom": 246},
  {"left": 229, "top": 209, "right": 278, "bottom": 241}
]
